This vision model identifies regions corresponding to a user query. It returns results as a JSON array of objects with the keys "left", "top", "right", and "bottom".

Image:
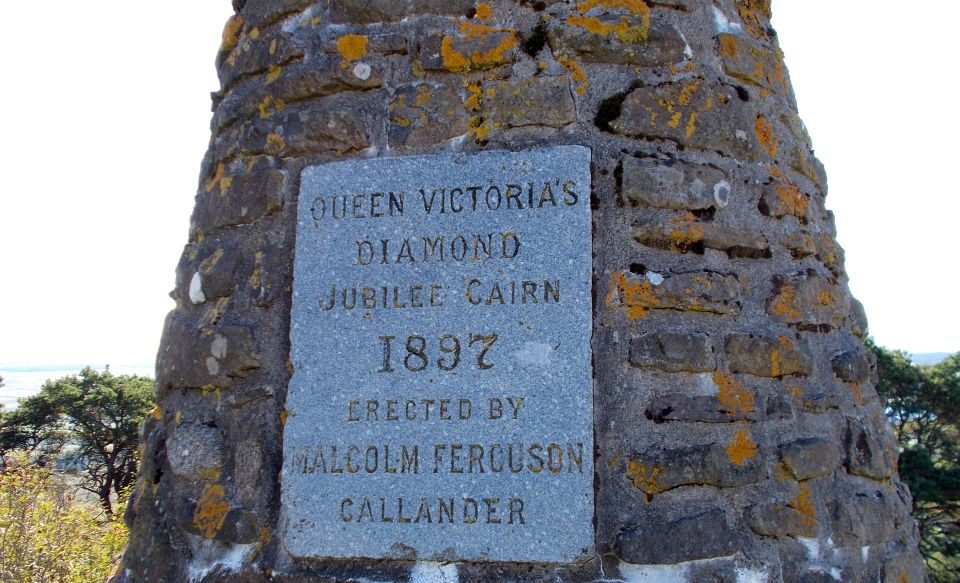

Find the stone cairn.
[{"left": 114, "top": 0, "right": 927, "bottom": 581}]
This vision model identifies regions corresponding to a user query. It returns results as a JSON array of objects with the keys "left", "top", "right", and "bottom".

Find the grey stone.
[
  {"left": 779, "top": 437, "right": 841, "bottom": 480},
  {"left": 606, "top": 270, "right": 742, "bottom": 318},
  {"left": 617, "top": 508, "right": 741, "bottom": 564},
  {"left": 626, "top": 442, "right": 765, "bottom": 495},
  {"left": 388, "top": 82, "right": 470, "bottom": 147},
  {"left": 549, "top": 18, "right": 686, "bottom": 66},
  {"left": 282, "top": 147, "right": 594, "bottom": 562},
  {"left": 629, "top": 331, "right": 716, "bottom": 372},
  {"left": 243, "top": 104, "right": 368, "bottom": 157},
  {"left": 717, "top": 33, "right": 788, "bottom": 91},
  {"left": 725, "top": 333, "right": 813, "bottom": 377},
  {"left": 622, "top": 157, "right": 731, "bottom": 210},
  {"left": 193, "top": 169, "right": 286, "bottom": 235},
  {"left": 845, "top": 417, "right": 893, "bottom": 481},
  {"left": 832, "top": 348, "right": 874, "bottom": 383},
  {"left": 482, "top": 76, "right": 576, "bottom": 129},
  {"left": 166, "top": 423, "right": 225, "bottom": 479},
  {"left": 633, "top": 222, "right": 769, "bottom": 257},
  {"left": 829, "top": 488, "right": 899, "bottom": 547},
  {"left": 646, "top": 394, "right": 759, "bottom": 423},
  {"left": 745, "top": 500, "right": 819, "bottom": 538},
  {"left": 156, "top": 317, "right": 261, "bottom": 391}
]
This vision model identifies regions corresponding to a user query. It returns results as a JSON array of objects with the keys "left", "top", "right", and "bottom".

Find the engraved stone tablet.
[{"left": 281, "top": 146, "right": 594, "bottom": 563}]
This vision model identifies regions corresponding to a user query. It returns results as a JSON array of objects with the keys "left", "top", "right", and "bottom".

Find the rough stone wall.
[{"left": 114, "top": 0, "right": 927, "bottom": 581}]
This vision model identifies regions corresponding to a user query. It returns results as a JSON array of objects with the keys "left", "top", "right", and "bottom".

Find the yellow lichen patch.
[
  {"left": 250, "top": 251, "right": 264, "bottom": 289},
  {"left": 411, "top": 59, "right": 425, "bottom": 76},
  {"left": 441, "top": 27, "right": 519, "bottom": 73},
  {"left": 726, "top": 429, "right": 758, "bottom": 466},
  {"left": 205, "top": 162, "right": 226, "bottom": 194},
  {"left": 220, "top": 15, "right": 245, "bottom": 53},
  {"left": 266, "top": 133, "right": 286, "bottom": 155},
  {"left": 626, "top": 460, "right": 662, "bottom": 496},
  {"left": 714, "top": 372, "right": 755, "bottom": 415},
  {"left": 193, "top": 483, "right": 230, "bottom": 539},
  {"left": 667, "top": 222, "right": 705, "bottom": 252},
  {"left": 198, "top": 468, "right": 222, "bottom": 481},
  {"left": 755, "top": 115, "right": 777, "bottom": 157},
  {"left": 734, "top": 0, "right": 771, "bottom": 40},
  {"left": 786, "top": 383, "right": 804, "bottom": 405},
  {"left": 468, "top": 116, "right": 492, "bottom": 141},
  {"left": 606, "top": 271, "right": 658, "bottom": 320},
  {"left": 768, "top": 165, "right": 808, "bottom": 218},
  {"left": 556, "top": 55, "right": 589, "bottom": 96},
  {"left": 266, "top": 64, "right": 283, "bottom": 84},
  {"left": 258, "top": 95, "right": 285, "bottom": 119},
  {"left": 769, "top": 283, "right": 800, "bottom": 321},
  {"left": 897, "top": 572, "right": 911, "bottom": 583},
  {"left": 280, "top": 410, "right": 290, "bottom": 426},
  {"left": 464, "top": 81, "right": 483, "bottom": 111},
  {"left": 415, "top": 85, "right": 433, "bottom": 107},
  {"left": 148, "top": 405, "right": 163, "bottom": 421},
  {"left": 718, "top": 34, "right": 738, "bottom": 58},
  {"left": 441, "top": 36, "right": 471, "bottom": 72},
  {"left": 269, "top": 38, "right": 278, "bottom": 55},
  {"left": 260, "top": 526, "right": 272, "bottom": 544},
  {"left": 475, "top": 2, "right": 493, "bottom": 20},
  {"left": 568, "top": 0, "right": 651, "bottom": 44},
  {"left": 774, "top": 462, "right": 791, "bottom": 483},
  {"left": 336, "top": 34, "right": 368, "bottom": 62},
  {"left": 849, "top": 381, "right": 863, "bottom": 406},
  {"left": 787, "top": 482, "right": 816, "bottom": 528}
]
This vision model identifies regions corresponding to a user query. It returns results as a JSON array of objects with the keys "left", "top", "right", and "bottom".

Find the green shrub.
[{"left": 0, "top": 454, "right": 127, "bottom": 583}]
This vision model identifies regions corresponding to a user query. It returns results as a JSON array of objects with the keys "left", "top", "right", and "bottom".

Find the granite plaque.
[{"left": 281, "top": 146, "right": 594, "bottom": 563}]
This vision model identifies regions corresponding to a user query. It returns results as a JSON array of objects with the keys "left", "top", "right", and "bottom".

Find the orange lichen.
[
  {"left": 734, "top": 0, "right": 771, "bottom": 40},
  {"left": 441, "top": 27, "right": 518, "bottom": 72},
  {"left": 474, "top": 2, "right": 493, "bottom": 20},
  {"left": 849, "top": 381, "right": 863, "bottom": 406},
  {"left": 606, "top": 271, "right": 658, "bottom": 320},
  {"left": 415, "top": 85, "right": 433, "bottom": 107},
  {"left": 193, "top": 483, "right": 230, "bottom": 539},
  {"left": 266, "top": 133, "right": 286, "bottom": 155},
  {"left": 769, "top": 283, "right": 800, "bottom": 320},
  {"left": 258, "top": 95, "right": 285, "bottom": 119},
  {"left": 774, "top": 462, "right": 791, "bottom": 483},
  {"left": 726, "top": 429, "right": 758, "bottom": 466},
  {"left": 714, "top": 372, "right": 755, "bottom": 415},
  {"left": 556, "top": 55, "right": 589, "bottom": 95},
  {"left": 220, "top": 15, "right": 245, "bottom": 53},
  {"left": 464, "top": 81, "right": 483, "bottom": 111},
  {"left": 336, "top": 34, "right": 368, "bottom": 62},
  {"left": 148, "top": 406, "right": 163, "bottom": 421},
  {"left": 205, "top": 162, "right": 225, "bottom": 193},
  {"left": 568, "top": 0, "right": 651, "bottom": 44},
  {"left": 280, "top": 410, "right": 290, "bottom": 426},
  {"left": 667, "top": 222, "right": 705, "bottom": 252},
  {"left": 718, "top": 34, "right": 738, "bottom": 58},
  {"left": 626, "top": 460, "right": 662, "bottom": 496},
  {"left": 266, "top": 64, "right": 283, "bottom": 84},
  {"left": 269, "top": 38, "right": 278, "bottom": 55},
  {"left": 787, "top": 482, "right": 816, "bottom": 528},
  {"left": 786, "top": 383, "right": 804, "bottom": 405},
  {"left": 755, "top": 115, "right": 777, "bottom": 157}
]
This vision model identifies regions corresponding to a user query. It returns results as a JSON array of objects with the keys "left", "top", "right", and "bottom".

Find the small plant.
[{"left": 0, "top": 453, "right": 127, "bottom": 583}]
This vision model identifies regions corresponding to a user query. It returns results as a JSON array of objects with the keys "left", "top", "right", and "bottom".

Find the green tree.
[
  {"left": 870, "top": 341, "right": 960, "bottom": 581},
  {"left": 0, "top": 367, "right": 154, "bottom": 515}
]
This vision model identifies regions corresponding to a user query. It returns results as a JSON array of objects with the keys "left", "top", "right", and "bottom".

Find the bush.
[{"left": 0, "top": 454, "right": 127, "bottom": 583}]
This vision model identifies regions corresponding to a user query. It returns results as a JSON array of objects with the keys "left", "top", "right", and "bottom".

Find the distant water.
[
  {"left": 911, "top": 352, "right": 951, "bottom": 366},
  {"left": 0, "top": 365, "right": 154, "bottom": 410}
]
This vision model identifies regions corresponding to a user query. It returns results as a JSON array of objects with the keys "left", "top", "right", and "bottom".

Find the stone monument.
[{"left": 115, "top": 1, "right": 928, "bottom": 581}]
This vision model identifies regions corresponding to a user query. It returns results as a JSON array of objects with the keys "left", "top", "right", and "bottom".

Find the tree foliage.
[
  {"left": 0, "top": 367, "right": 154, "bottom": 515},
  {"left": 870, "top": 341, "right": 960, "bottom": 581},
  {"left": 0, "top": 453, "right": 127, "bottom": 583}
]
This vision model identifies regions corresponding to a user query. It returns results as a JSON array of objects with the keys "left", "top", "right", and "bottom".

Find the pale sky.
[{"left": 0, "top": 1, "right": 956, "bottom": 368}]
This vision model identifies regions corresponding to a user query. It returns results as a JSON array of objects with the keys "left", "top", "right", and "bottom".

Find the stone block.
[
  {"left": 829, "top": 487, "right": 901, "bottom": 547},
  {"left": 626, "top": 442, "right": 765, "bottom": 495},
  {"left": 549, "top": 18, "right": 686, "bottom": 66},
  {"left": 744, "top": 499, "right": 819, "bottom": 538},
  {"left": 768, "top": 276, "right": 849, "bottom": 329},
  {"left": 193, "top": 169, "right": 286, "bottom": 235},
  {"left": 844, "top": 417, "right": 893, "bottom": 481},
  {"left": 628, "top": 331, "right": 716, "bottom": 372},
  {"left": 622, "top": 157, "right": 731, "bottom": 210},
  {"left": 417, "top": 28, "right": 519, "bottom": 73},
  {"left": 482, "top": 76, "right": 576, "bottom": 129},
  {"left": 157, "top": 316, "right": 261, "bottom": 391},
  {"left": 166, "top": 423, "right": 225, "bottom": 480},
  {"left": 611, "top": 78, "right": 760, "bottom": 162},
  {"left": 388, "top": 83, "right": 470, "bottom": 147},
  {"left": 725, "top": 333, "right": 813, "bottom": 377},
  {"left": 778, "top": 437, "right": 841, "bottom": 480},
  {"left": 243, "top": 105, "right": 368, "bottom": 157},
  {"left": 646, "top": 394, "right": 758, "bottom": 424},
  {"left": 717, "top": 33, "right": 787, "bottom": 91},
  {"left": 607, "top": 270, "right": 741, "bottom": 320},
  {"left": 218, "top": 34, "right": 304, "bottom": 91},
  {"left": 831, "top": 348, "right": 874, "bottom": 384},
  {"left": 633, "top": 222, "right": 769, "bottom": 257},
  {"left": 616, "top": 508, "right": 741, "bottom": 564},
  {"left": 241, "top": 0, "right": 312, "bottom": 27},
  {"left": 328, "top": 0, "right": 475, "bottom": 23}
]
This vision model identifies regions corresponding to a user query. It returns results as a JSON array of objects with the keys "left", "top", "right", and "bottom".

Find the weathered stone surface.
[
  {"left": 831, "top": 348, "right": 874, "bottom": 383},
  {"left": 629, "top": 331, "right": 716, "bottom": 372},
  {"left": 193, "top": 169, "right": 286, "bottom": 234},
  {"left": 606, "top": 270, "right": 742, "bottom": 319},
  {"left": 240, "top": 0, "right": 312, "bottom": 27},
  {"left": 779, "top": 437, "right": 841, "bottom": 480},
  {"left": 156, "top": 317, "right": 261, "bottom": 391},
  {"left": 166, "top": 423, "right": 225, "bottom": 479},
  {"left": 634, "top": 221, "right": 769, "bottom": 257},
  {"left": 388, "top": 82, "right": 470, "bottom": 147},
  {"left": 617, "top": 509, "right": 741, "bottom": 564},
  {"left": 725, "top": 333, "right": 813, "bottom": 377},
  {"left": 417, "top": 28, "right": 519, "bottom": 73},
  {"left": 646, "top": 394, "right": 759, "bottom": 423},
  {"left": 611, "top": 78, "right": 760, "bottom": 161},
  {"left": 622, "top": 157, "right": 731, "bottom": 210},
  {"left": 218, "top": 33, "right": 304, "bottom": 91},
  {"left": 717, "top": 33, "right": 788, "bottom": 91},
  {"left": 626, "top": 441, "right": 765, "bottom": 495},
  {"left": 328, "top": 0, "right": 475, "bottom": 23},
  {"left": 829, "top": 488, "right": 900, "bottom": 547},
  {"left": 844, "top": 417, "right": 894, "bottom": 481},
  {"left": 243, "top": 105, "right": 368, "bottom": 156},
  {"left": 745, "top": 498, "right": 819, "bottom": 538},
  {"left": 759, "top": 167, "right": 814, "bottom": 222},
  {"left": 482, "top": 76, "right": 576, "bottom": 129},
  {"left": 768, "top": 275, "right": 849, "bottom": 328},
  {"left": 850, "top": 298, "right": 869, "bottom": 338},
  {"left": 549, "top": 18, "right": 686, "bottom": 66}
]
